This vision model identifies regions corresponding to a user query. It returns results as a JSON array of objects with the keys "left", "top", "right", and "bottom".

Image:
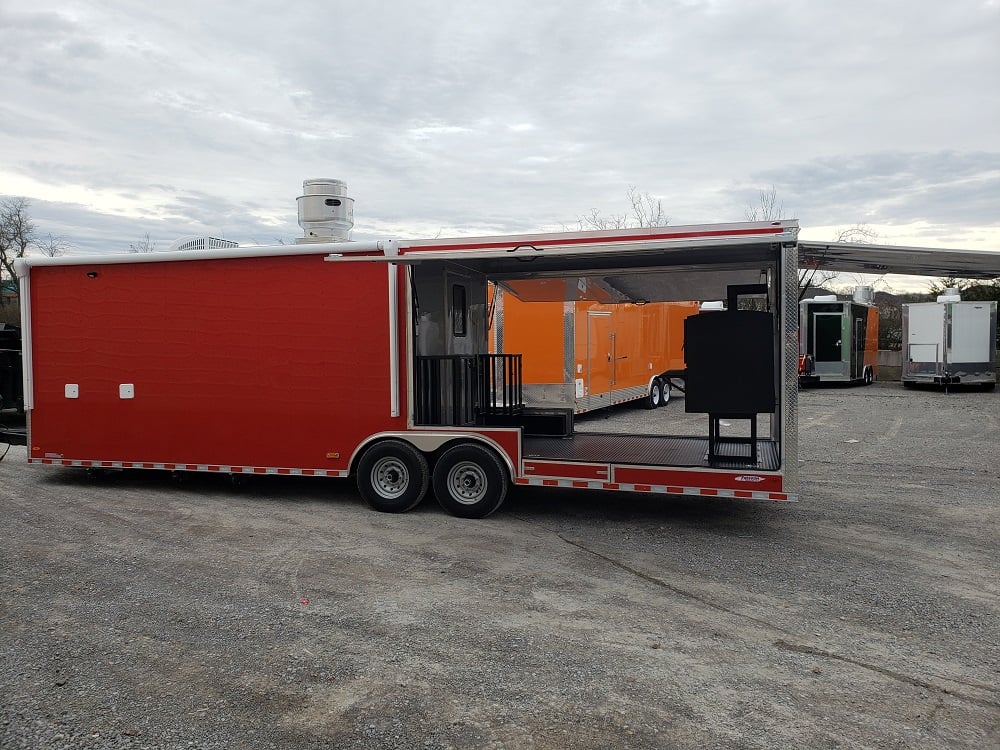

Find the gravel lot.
[{"left": 1, "top": 382, "right": 998, "bottom": 749}]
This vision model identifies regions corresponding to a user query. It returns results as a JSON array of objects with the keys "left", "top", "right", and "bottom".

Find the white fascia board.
[
  {"left": 399, "top": 219, "right": 799, "bottom": 251},
  {"left": 325, "top": 231, "right": 798, "bottom": 266},
  {"left": 12, "top": 240, "right": 393, "bottom": 278}
]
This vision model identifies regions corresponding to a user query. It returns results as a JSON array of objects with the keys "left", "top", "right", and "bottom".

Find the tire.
[
  {"left": 432, "top": 443, "right": 508, "bottom": 519},
  {"left": 642, "top": 378, "right": 663, "bottom": 410},
  {"left": 659, "top": 379, "right": 671, "bottom": 406},
  {"left": 863, "top": 367, "right": 873, "bottom": 385},
  {"left": 356, "top": 439, "right": 430, "bottom": 513}
]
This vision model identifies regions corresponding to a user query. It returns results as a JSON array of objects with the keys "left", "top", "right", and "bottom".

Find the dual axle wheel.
[
  {"left": 356, "top": 440, "right": 508, "bottom": 519},
  {"left": 643, "top": 377, "right": 670, "bottom": 409}
]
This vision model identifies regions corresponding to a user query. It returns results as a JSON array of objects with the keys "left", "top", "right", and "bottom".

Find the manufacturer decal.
[{"left": 734, "top": 475, "right": 765, "bottom": 483}]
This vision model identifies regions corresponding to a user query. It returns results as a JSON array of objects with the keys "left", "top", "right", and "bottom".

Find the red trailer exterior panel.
[{"left": 27, "top": 255, "right": 404, "bottom": 474}]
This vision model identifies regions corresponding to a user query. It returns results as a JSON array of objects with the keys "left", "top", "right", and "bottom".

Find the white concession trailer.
[{"left": 902, "top": 291, "right": 997, "bottom": 388}]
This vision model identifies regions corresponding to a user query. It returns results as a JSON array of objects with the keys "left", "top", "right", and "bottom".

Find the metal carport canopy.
[{"left": 798, "top": 241, "right": 1000, "bottom": 280}]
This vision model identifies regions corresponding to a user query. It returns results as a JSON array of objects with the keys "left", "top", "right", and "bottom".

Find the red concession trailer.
[{"left": 15, "top": 182, "right": 801, "bottom": 517}]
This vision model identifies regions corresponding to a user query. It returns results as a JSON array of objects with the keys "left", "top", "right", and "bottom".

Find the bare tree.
[
  {"left": 927, "top": 276, "right": 977, "bottom": 296},
  {"left": 744, "top": 187, "right": 822, "bottom": 300},
  {"left": 625, "top": 186, "right": 669, "bottom": 228},
  {"left": 833, "top": 223, "right": 879, "bottom": 245},
  {"left": 743, "top": 188, "right": 882, "bottom": 301},
  {"left": 0, "top": 197, "right": 36, "bottom": 287},
  {"left": 129, "top": 233, "right": 155, "bottom": 253},
  {"left": 801, "top": 224, "right": 885, "bottom": 301},
  {"left": 575, "top": 186, "right": 670, "bottom": 231},
  {"left": 578, "top": 207, "right": 630, "bottom": 231},
  {"left": 744, "top": 185, "right": 785, "bottom": 222},
  {"left": 36, "top": 233, "right": 68, "bottom": 258}
]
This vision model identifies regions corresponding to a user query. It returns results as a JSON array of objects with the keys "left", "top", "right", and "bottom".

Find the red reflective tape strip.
[
  {"left": 523, "top": 461, "right": 609, "bottom": 480},
  {"left": 542, "top": 479, "right": 559, "bottom": 486},
  {"left": 603, "top": 483, "right": 620, "bottom": 490},
  {"left": 700, "top": 488, "right": 719, "bottom": 496},
  {"left": 635, "top": 484, "right": 652, "bottom": 492},
  {"left": 768, "top": 492, "right": 789, "bottom": 501},
  {"left": 572, "top": 481, "right": 590, "bottom": 488},
  {"left": 515, "top": 477, "right": 530, "bottom": 485},
  {"left": 734, "top": 490, "right": 754, "bottom": 499}
]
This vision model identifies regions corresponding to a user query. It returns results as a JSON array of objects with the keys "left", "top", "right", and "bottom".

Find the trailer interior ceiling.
[
  {"left": 799, "top": 241, "right": 1000, "bottom": 280},
  {"left": 385, "top": 235, "right": 787, "bottom": 304}
]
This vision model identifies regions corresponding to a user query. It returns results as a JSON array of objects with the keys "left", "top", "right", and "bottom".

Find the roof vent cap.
[{"left": 297, "top": 178, "right": 355, "bottom": 242}]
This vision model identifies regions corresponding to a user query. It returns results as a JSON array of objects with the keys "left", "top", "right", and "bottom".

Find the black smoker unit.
[
  {"left": 684, "top": 286, "right": 775, "bottom": 463},
  {"left": 0, "top": 323, "right": 23, "bottom": 413}
]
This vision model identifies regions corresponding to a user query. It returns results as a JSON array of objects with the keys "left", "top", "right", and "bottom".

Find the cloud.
[
  {"left": 2, "top": 0, "right": 999, "bottom": 261},
  {"left": 733, "top": 151, "right": 1000, "bottom": 229}
]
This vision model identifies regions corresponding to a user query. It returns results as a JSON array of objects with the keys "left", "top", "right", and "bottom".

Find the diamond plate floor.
[{"left": 522, "top": 432, "right": 780, "bottom": 471}]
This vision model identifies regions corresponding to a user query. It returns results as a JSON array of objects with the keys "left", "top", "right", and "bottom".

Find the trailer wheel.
[
  {"left": 356, "top": 440, "right": 430, "bottom": 513},
  {"left": 863, "top": 367, "right": 874, "bottom": 385},
  {"left": 432, "top": 443, "right": 508, "bottom": 519},
  {"left": 659, "top": 379, "right": 671, "bottom": 406},
  {"left": 643, "top": 378, "right": 663, "bottom": 410}
]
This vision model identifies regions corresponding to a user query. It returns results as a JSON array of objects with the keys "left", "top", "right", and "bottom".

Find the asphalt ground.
[{"left": 1, "top": 381, "right": 998, "bottom": 749}]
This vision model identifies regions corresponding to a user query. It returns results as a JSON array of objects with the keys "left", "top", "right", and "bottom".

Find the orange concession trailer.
[{"left": 492, "top": 287, "right": 698, "bottom": 413}]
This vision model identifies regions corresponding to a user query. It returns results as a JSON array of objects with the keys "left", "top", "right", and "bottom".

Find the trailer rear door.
[
  {"left": 813, "top": 313, "right": 843, "bottom": 375},
  {"left": 950, "top": 303, "right": 991, "bottom": 363},
  {"left": 907, "top": 304, "right": 945, "bottom": 364},
  {"left": 586, "top": 311, "right": 613, "bottom": 409}
]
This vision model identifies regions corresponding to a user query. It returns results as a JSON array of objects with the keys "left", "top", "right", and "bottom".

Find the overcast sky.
[{"left": 2, "top": 0, "right": 998, "bottom": 289}]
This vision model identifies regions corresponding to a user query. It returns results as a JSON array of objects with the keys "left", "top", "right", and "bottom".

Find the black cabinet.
[
  {"left": 684, "top": 310, "right": 776, "bottom": 414},
  {"left": 684, "top": 309, "right": 776, "bottom": 464}
]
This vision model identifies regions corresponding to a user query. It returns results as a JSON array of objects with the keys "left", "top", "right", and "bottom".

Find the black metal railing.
[{"left": 415, "top": 354, "right": 522, "bottom": 426}]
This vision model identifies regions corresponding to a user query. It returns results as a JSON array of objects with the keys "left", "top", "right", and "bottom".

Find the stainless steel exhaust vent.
[{"left": 296, "top": 178, "right": 355, "bottom": 242}]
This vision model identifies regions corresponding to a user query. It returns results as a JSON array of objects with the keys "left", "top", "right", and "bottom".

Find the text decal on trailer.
[{"left": 734, "top": 475, "right": 766, "bottom": 483}]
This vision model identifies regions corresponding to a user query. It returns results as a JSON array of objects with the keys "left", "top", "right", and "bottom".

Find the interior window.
[{"left": 452, "top": 284, "right": 467, "bottom": 336}]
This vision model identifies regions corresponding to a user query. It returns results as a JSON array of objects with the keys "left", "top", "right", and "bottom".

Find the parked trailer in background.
[
  {"left": 799, "top": 286, "right": 879, "bottom": 385},
  {"left": 902, "top": 290, "right": 997, "bottom": 388},
  {"left": 490, "top": 287, "right": 698, "bottom": 415}
]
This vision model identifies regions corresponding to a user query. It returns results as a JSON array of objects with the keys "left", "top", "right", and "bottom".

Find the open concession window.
[{"left": 394, "top": 232, "right": 792, "bottom": 473}]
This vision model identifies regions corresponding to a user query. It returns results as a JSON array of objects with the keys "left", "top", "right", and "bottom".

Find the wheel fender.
[{"left": 349, "top": 432, "right": 516, "bottom": 479}]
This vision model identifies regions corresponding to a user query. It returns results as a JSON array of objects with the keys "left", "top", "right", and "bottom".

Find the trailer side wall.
[{"left": 27, "top": 255, "right": 404, "bottom": 472}]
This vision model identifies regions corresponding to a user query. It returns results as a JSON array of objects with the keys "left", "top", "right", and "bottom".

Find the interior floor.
[{"left": 522, "top": 432, "right": 781, "bottom": 471}]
